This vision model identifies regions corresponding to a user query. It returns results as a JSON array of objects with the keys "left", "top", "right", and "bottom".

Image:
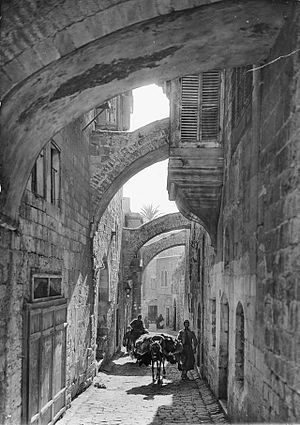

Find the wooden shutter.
[
  {"left": 180, "top": 75, "right": 200, "bottom": 142},
  {"left": 200, "top": 70, "right": 221, "bottom": 142},
  {"left": 180, "top": 71, "right": 221, "bottom": 143}
]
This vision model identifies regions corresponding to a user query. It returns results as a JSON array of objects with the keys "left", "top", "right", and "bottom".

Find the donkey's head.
[{"left": 150, "top": 340, "right": 163, "bottom": 360}]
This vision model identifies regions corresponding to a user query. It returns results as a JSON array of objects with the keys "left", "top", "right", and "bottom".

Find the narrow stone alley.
[
  {"left": 2, "top": 3, "right": 300, "bottom": 424},
  {"left": 57, "top": 354, "right": 229, "bottom": 425}
]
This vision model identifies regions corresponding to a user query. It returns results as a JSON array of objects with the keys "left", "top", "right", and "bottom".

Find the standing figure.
[
  {"left": 156, "top": 314, "right": 164, "bottom": 329},
  {"left": 177, "top": 319, "right": 197, "bottom": 380}
]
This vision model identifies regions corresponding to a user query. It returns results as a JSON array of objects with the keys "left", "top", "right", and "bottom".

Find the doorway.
[
  {"left": 23, "top": 298, "right": 67, "bottom": 425},
  {"left": 197, "top": 303, "right": 202, "bottom": 368},
  {"left": 218, "top": 295, "right": 229, "bottom": 402},
  {"left": 173, "top": 300, "right": 177, "bottom": 331}
]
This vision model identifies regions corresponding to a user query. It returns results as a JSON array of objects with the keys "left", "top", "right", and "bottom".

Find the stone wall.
[
  {"left": 186, "top": 223, "right": 212, "bottom": 375},
  {"left": 197, "top": 9, "right": 300, "bottom": 423},
  {"left": 0, "top": 115, "right": 95, "bottom": 424},
  {"left": 92, "top": 189, "right": 124, "bottom": 362}
]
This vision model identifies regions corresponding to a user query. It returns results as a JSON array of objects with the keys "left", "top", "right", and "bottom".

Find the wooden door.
[{"left": 23, "top": 298, "right": 67, "bottom": 425}]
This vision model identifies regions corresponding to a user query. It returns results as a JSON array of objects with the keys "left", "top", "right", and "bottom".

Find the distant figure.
[
  {"left": 130, "top": 314, "right": 147, "bottom": 344},
  {"left": 144, "top": 316, "right": 149, "bottom": 329},
  {"left": 156, "top": 314, "right": 164, "bottom": 329},
  {"left": 177, "top": 320, "right": 197, "bottom": 380}
]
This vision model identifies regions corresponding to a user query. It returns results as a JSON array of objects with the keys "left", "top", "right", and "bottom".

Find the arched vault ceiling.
[{"left": 0, "top": 0, "right": 291, "bottom": 228}]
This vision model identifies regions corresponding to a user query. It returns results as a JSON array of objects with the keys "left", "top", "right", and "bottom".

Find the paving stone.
[{"left": 56, "top": 354, "right": 229, "bottom": 425}]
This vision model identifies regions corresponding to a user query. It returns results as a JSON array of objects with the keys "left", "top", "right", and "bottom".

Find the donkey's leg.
[
  {"left": 152, "top": 361, "right": 155, "bottom": 383},
  {"left": 162, "top": 358, "right": 166, "bottom": 378},
  {"left": 157, "top": 360, "right": 162, "bottom": 386}
]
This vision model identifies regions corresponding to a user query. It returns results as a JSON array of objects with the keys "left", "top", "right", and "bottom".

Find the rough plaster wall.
[
  {"left": 203, "top": 10, "right": 300, "bottom": 423},
  {"left": 92, "top": 190, "right": 124, "bottom": 360},
  {"left": 0, "top": 115, "right": 94, "bottom": 424}
]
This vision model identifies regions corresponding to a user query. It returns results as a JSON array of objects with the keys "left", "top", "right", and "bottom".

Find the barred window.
[
  {"left": 180, "top": 70, "right": 222, "bottom": 143},
  {"left": 231, "top": 66, "right": 253, "bottom": 128}
]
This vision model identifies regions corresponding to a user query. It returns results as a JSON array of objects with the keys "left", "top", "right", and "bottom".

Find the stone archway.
[
  {"left": 122, "top": 213, "right": 191, "bottom": 317},
  {"left": 218, "top": 294, "right": 229, "bottom": 401},
  {"left": 122, "top": 213, "right": 191, "bottom": 281},
  {"left": 0, "top": 1, "right": 289, "bottom": 228},
  {"left": 141, "top": 230, "right": 187, "bottom": 270},
  {"left": 90, "top": 118, "right": 169, "bottom": 235}
]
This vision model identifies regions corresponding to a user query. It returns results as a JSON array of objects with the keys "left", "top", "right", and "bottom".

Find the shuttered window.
[
  {"left": 181, "top": 75, "right": 199, "bottom": 141},
  {"left": 180, "top": 71, "right": 221, "bottom": 143}
]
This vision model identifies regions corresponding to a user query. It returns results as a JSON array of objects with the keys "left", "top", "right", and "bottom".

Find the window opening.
[
  {"left": 31, "top": 148, "right": 46, "bottom": 197},
  {"left": 202, "top": 234, "right": 205, "bottom": 283},
  {"left": 180, "top": 70, "right": 222, "bottom": 143},
  {"left": 32, "top": 274, "right": 62, "bottom": 301},
  {"left": 211, "top": 299, "right": 216, "bottom": 347},
  {"left": 50, "top": 142, "right": 61, "bottom": 206}
]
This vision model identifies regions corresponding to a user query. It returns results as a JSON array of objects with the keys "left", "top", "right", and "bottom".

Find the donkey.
[{"left": 150, "top": 335, "right": 166, "bottom": 386}]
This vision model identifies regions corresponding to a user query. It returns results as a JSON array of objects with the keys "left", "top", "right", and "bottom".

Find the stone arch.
[
  {"left": 0, "top": 0, "right": 289, "bottom": 227},
  {"left": 141, "top": 230, "right": 187, "bottom": 270},
  {"left": 122, "top": 213, "right": 191, "bottom": 282},
  {"left": 90, "top": 118, "right": 169, "bottom": 235}
]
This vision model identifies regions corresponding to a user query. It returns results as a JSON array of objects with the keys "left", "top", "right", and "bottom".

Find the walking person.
[{"left": 177, "top": 319, "right": 197, "bottom": 380}]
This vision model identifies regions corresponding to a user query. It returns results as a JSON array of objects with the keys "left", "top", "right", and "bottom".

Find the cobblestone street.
[{"left": 57, "top": 354, "right": 229, "bottom": 425}]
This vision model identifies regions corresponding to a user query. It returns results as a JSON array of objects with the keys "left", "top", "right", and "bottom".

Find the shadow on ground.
[
  {"left": 100, "top": 361, "right": 149, "bottom": 376},
  {"left": 126, "top": 379, "right": 191, "bottom": 400}
]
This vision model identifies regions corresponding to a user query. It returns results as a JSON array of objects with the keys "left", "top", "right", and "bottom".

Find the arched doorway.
[
  {"left": 197, "top": 303, "right": 202, "bottom": 369},
  {"left": 96, "top": 256, "right": 110, "bottom": 360},
  {"left": 218, "top": 295, "right": 229, "bottom": 402},
  {"left": 173, "top": 300, "right": 177, "bottom": 331},
  {"left": 235, "top": 301, "right": 245, "bottom": 388}
]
